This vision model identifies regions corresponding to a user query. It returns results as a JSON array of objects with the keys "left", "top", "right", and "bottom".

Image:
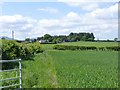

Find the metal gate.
[{"left": 0, "top": 59, "right": 22, "bottom": 89}]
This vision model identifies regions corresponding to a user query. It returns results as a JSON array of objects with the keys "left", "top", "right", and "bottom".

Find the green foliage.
[
  {"left": 1, "top": 40, "right": 44, "bottom": 70},
  {"left": 1, "top": 50, "right": 118, "bottom": 88},
  {"left": 1, "top": 41, "right": 118, "bottom": 88},
  {"left": 1, "top": 71, "right": 20, "bottom": 89},
  {"left": 25, "top": 38, "right": 30, "bottom": 42},
  {"left": 22, "top": 52, "right": 58, "bottom": 88},
  {"left": 60, "top": 41, "right": 118, "bottom": 47},
  {"left": 43, "top": 34, "right": 53, "bottom": 42},
  {"left": 1, "top": 40, "right": 44, "bottom": 60},
  {"left": 40, "top": 32, "right": 95, "bottom": 43},
  {"left": 2, "top": 40, "right": 19, "bottom": 60},
  {"left": 48, "top": 50, "right": 118, "bottom": 88},
  {"left": 53, "top": 45, "right": 120, "bottom": 51}
]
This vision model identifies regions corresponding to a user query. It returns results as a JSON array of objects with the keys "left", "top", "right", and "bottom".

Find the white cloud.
[
  {"left": 37, "top": 7, "right": 59, "bottom": 13},
  {"left": 66, "top": 11, "right": 79, "bottom": 17},
  {"left": 81, "top": 3, "right": 99, "bottom": 11},
  {"left": 88, "top": 3, "right": 118, "bottom": 19},
  {"left": 34, "top": 3, "right": 118, "bottom": 40},
  {"left": 0, "top": 15, "right": 37, "bottom": 40},
  {"left": 68, "top": 2, "right": 99, "bottom": 11},
  {"left": 58, "top": 0, "right": 118, "bottom": 11},
  {"left": 0, "top": 3, "right": 118, "bottom": 40},
  {"left": 58, "top": 0, "right": 118, "bottom": 2}
]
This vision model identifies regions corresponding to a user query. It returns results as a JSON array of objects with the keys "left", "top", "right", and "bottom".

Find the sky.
[{"left": 0, "top": 0, "right": 118, "bottom": 40}]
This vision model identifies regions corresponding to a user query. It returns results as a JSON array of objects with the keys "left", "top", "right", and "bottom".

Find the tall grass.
[
  {"left": 48, "top": 50, "right": 118, "bottom": 88},
  {"left": 60, "top": 41, "right": 118, "bottom": 47},
  {"left": 22, "top": 52, "right": 58, "bottom": 88},
  {"left": 1, "top": 41, "right": 118, "bottom": 88}
]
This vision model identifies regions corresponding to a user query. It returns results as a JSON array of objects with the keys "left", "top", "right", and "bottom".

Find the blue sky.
[
  {"left": 2, "top": 2, "right": 89, "bottom": 19},
  {"left": 0, "top": 1, "right": 118, "bottom": 40},
  {"left": 2, "top": 2, "right": 116, "bottom": 19}
]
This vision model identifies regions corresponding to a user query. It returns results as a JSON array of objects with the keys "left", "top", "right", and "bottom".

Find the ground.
[{"left": 1, "top": 41, "right": 119, "bottom": 88}]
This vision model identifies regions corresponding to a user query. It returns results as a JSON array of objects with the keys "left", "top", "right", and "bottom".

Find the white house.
[{"left": 39, "top": 40, "right": 49, "bottom": 43}]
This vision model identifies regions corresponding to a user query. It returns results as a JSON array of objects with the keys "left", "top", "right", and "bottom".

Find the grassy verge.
[{"left": 22, "top": 52, "right": 58, "bottom": 88}]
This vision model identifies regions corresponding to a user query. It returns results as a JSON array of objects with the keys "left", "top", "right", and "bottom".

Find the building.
[{"left": 39, "top": 40, "right": 49, "bottom": 43}]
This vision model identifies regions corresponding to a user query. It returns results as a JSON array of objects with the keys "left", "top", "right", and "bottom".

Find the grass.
[
  {"left": 48, "top": 50, "right": 118, "bottom": 88},
  {"left": 60, "top": 41, "right": 118, "bottom": 47},
  {"left": 1, "top": 41, "right": 119, "bottom": 88},
  {"left": 22, "top": 52, "right": 58, "bottom": 88},
  {"left": 41, "top": 44, "right": 56, "bottom": 50}
]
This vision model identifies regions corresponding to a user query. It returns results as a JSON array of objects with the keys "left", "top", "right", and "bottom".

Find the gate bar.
[
  {"left": 0, "top": 68, "right": 18, "bottom": 72},
  {"left": 0, "top": 60, "right": 20, "bottom": 63},
  {"left": 0, "top": 77, "right": 20, "bottom": 81},
  {"left": 0, "top": 84, "right": 21, "bottom": 89}
]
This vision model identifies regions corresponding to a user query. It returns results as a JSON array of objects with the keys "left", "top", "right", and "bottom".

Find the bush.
[
  {"left": 2, "top": 40, "right": 20, "bottom": 60},
  {"left": 1, "top": 40, "right": 44, "bottom": 60},
  {"left": 53, "top": 45, "right": 120, "bottom": 51},
  {"left": 1, "top": 40, "right": 44, "bottom": 69}
]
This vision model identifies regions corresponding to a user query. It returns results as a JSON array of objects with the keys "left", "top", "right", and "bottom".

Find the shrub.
[
  {"left": 1, "top": 40, "right": 44, "bottom": 60},
  {"left": 53, "top": 45, "right": 120, "bottom": 51},
  {"left": 2, "top": 40, "right": 19, "bottom": 60},
  {"left": 1, "top": 40, "right": 44, "bottom": 69}
]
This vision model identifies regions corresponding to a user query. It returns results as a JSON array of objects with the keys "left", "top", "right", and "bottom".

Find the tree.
[
  {"left": 69, "top": 32, "right": 74, "bottom": 36},
  {"left": 81, "top": 36, "right": 87, "bottom": 41},
  {"left": 37, "top": 32, "right": 95, "bottom": 43},
  {"left": 25, "top": 38, "right": 30, "bottom": 42},
  {"left": 33, "top": 39, "right": 37, "bottom": 42},
  {"left": 1, "top": 37, "right": 6, "bottom": 39},
  {"left": 37, "top": 37, "right": 42, "bottom": 41},
  {"left": 75, "top": 36, "right": 80, "bottom": 41},
  {"left": 43, "top": 34, "right": 52, "bottom": 42},
  {"left": 114, "top": 38, "right": 117, "bottom": 42},
  {"left": 90, "top": 33, "right": 95, "bottom": 40}
]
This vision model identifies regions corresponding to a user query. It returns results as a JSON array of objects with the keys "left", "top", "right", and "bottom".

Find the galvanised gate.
[{"left": 0, "top": 59, "right": 22, "bottom": 89}]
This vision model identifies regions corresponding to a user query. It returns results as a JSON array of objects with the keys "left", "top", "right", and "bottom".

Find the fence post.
[{"left": 19, "top": 59, "right": 22, "bottom": 89}]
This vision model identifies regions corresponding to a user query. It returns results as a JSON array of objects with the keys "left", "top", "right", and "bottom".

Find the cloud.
[
  {"left": 0, "top": 15, "right": 37, "bottom": 39},
  {"left": 58, "top": 0, "right": 118, "bottom": 11},
  {"left": 66, "top": 11, "right": 79, "bottom": 17},
  {"left": 88, "top": 3, "right": 118, "bottom": 19},
  {"left": 65, "top": 2, "right": 99, "bottom": 11},
  {"left": 0, "top": 3, "right": 118, "bottom": 40},
  {"left": 37, "top": 7, "right": 59, "bottom": 13},
  {"left": 34, "top": 3, "right": 118, "bottom": 40},
  {"left": 58, "top": 0, "right": 118, "bottom": 2}
]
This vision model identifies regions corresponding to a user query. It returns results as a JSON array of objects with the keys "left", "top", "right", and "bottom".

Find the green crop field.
[
  {"left": 48, "top": 50, "right": 118, "bottom": 88},
  {"left": 1, "top": 41, "right": 119, "bottom": 88},
  {"left": 60, "top": 41, "right": 118, "bottom": 47}
]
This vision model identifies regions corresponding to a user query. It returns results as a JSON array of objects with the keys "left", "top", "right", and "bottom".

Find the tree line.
[{"left": 25, "top": 32, "right": 95, "bottom": 43}]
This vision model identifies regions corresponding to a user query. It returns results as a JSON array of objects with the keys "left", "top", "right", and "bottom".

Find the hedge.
[
  {"left": 1, "top": 40, "right": 44, "bottom": 60},
  {"left": 53, "top": 45, "right": 120, "bottom": 51},
  {"left": 1, "top": 40, "right": 44, "bottom": 69}
]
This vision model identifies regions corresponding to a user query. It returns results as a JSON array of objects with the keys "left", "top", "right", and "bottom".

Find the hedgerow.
[
  {"left": 53, "top": 45, "right": 120, "bottom": 51},
  {"left": 1, "top": 40, "right": 44, "bottom": 69},
  {"left": 1, "top": 40, "right": 44, "bottom": 60}
]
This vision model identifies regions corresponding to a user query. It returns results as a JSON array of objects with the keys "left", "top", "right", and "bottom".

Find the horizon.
[
  {"left": 0, "top": 1, "right": 118, "bottom": 40},
  {"left": 0, "top": 32, "right": 118, "bottom": 41}
]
